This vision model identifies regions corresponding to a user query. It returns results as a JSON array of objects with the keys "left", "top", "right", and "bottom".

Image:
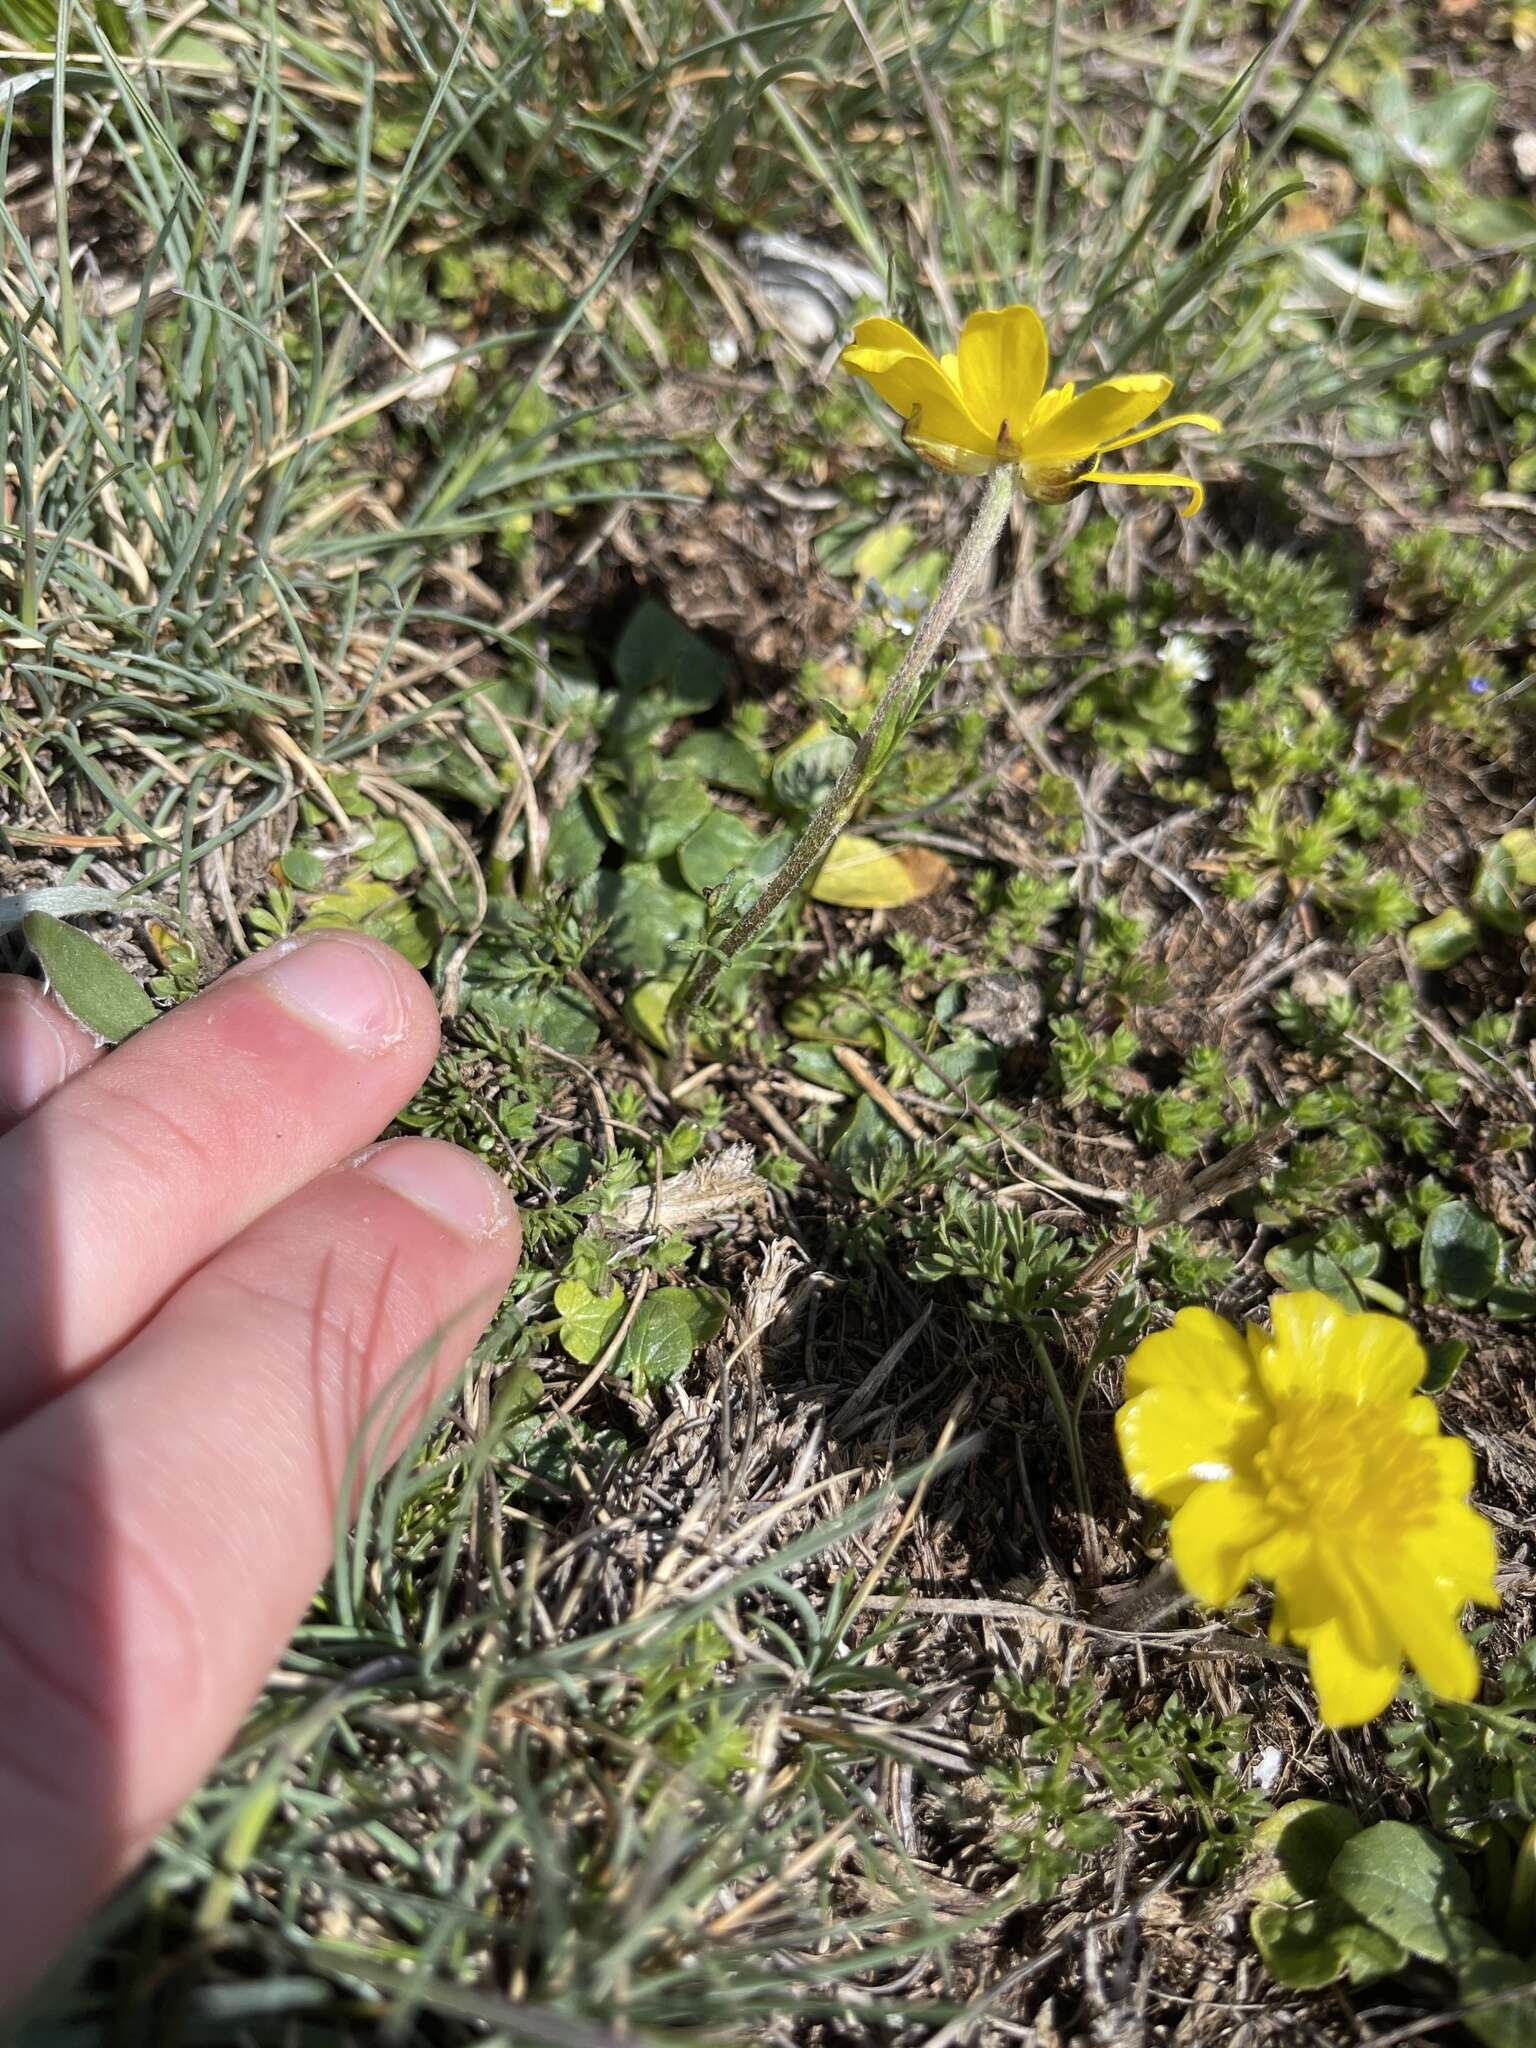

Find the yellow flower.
[
  {"left": 1115, "top": 1291, "right": 1499, "bottom": 1728},
  {"left": 840, "top": 302, "right": 1220, "bottom": 515}
]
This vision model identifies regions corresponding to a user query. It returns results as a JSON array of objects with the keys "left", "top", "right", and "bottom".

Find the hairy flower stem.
[{"left": 666, "top": 464, "right": 1017, "bottom": 1062}]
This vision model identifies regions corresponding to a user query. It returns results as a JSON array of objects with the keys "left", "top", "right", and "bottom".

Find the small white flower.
[
  {"left": 404, "top": 332, "right": 461, "bottom": 404},
  {"left": 1159, "top": 632, "right": 1212, "bottom": 687},
  {"left": 709, "top": 333, "right": 741, "bottom": 370}
]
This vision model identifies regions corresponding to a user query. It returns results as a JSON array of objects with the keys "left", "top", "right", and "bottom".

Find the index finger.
[{"left": 0, "top": 932, "right": 441, "bottom": 1425}]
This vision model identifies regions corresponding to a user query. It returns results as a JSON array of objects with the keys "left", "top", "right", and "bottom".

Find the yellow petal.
[
  {"left": 843, "top": 315, "right": 936, "bottom": 362},
  {"left": 1117, "top": 1305, "right": 1266, "bottom": 1506},
  {"left": 956, "top": 305, "right": 1049, "bottom": 442},
  {"left": 1078, "top": 467, "right": 1206, "bottom": 518},
  {"left": 841, "top": 323, "right": 993, "bottom": 460},
  {"left": 1305, "top": 1618, "right": 1403, "bottom": 1728},
  {"left": 1257, "top": 1292, "right": 1425, "bottom": 1406},
  {"left": 1413, "top": 1488, "right": 1500, "bottom": 1608},
  {"left": 1167, "top": 1479, "right": 1274, "bottom": 1604},
  {"left": 1123, "top": 1307, "right": 1257, "bottom": 1401},
  {"left": 1273, "top": 1552, "right": 1403, "bottom": 1726},
  {"left": 1096, "top": 411, "right": 1223, "bottom": 455},
  {"left": 1371, "top": 1572, "right": 1481, "bottom": 1704},
  {"left": 1014, "top": 373, "right": 1173, "bottom": 462},
  {"left": 1116, "top": 1387, "right": 1251, "bottom": 1507}
]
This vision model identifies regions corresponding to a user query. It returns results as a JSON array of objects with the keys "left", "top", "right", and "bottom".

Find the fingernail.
[
  {"left": 358, "top": 1139, "right": 518, "bottom": 1245},
  {"left": 0, "top": 982, "right": 70, "bottom": 1118},
  {"left": 252, "top": 934, "right": 408, "bottom": 1050}
]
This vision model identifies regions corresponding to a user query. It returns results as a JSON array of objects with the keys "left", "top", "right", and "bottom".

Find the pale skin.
[{"left": 0, "top": 932, "right": 522, "bottom": 2004}]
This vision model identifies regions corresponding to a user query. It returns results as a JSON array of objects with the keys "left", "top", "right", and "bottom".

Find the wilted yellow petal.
[
  {"left": 1078, "top": 467, "right": 1206, "bottom": 517},
  {"left": 1096, "top": 411, "right": 1223, "bottom": 455}
]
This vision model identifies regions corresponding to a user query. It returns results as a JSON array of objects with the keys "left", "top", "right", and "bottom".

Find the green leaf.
[
  {"left": 362, "top": 818, "right": 418, "bottom": 882},
  {"left": 301, "top": 875, "right": 438, "bottom": 968},
  {"left": 623, "top": 978, "right": 679, "bottom": 1054},
  {"left": 1407, "top": 908, "right": 1480, "bottom": 969},
  {"left": 675, "top": 806, "right": 762, "bottom": 893},
  {"left": 610, "top": 600, "right": 729, "bottom": 743},
  {"left": 1251, "top": 1898, "right": 1407, "bottom": 1991},
  {"left": 617, "top": 1302, "right": 688, "bottom": 1391},
  {"left": 490, "top": 1364, "right": 545, "bottom": 1438},
  {"left": 543, "top": 793, "right": 608, "bottom": 883},
  {"left": 1421, "top": 1200, "right": 1502, "bottom": 1307},
  {"left": 669, "top": 730, "right": 769, "bottom": 798},
  {"left": 771, "top": 724, "right": 855, "bottom": 812},
  {"left": 1265, "top": 1236, "right": 1379, "bottom": 1308},
  {"left": 554, "top": 1279, "right": 626, "bottom": 1365},
  {"left": 1472, "top": 841, "right": 1526, "bottom": 937},
  {"left": 1489, "top": 1279, "right": 1536, "bottom": 1323},
  {"left": 1454, "top": 197, "right": 1536, "bottom": 252},
  {"left": 22, "top": 912, "right": 156, "bottom": 1044},
  {"left": 618, "top": 1286, "right": 726, "bottom": 1393},
  {"left": 468, "top": 982, "right": 600, "bottom": 1057},
  {"left": 848, "top": 518, "right": 918, "bottom": 586},
  {"left": 607, "top": 775, "right": 715, "bottom": 861},
  {"left": 279, "top": 846, "right": 329, "bottom": 891},
  {"left": 1327, "top": 1821, "right": 1482, "bottom": 1966},
  {"left": 1252, "top": 1800, "right": 1363, "bottom": 1907},
  {"left": 1423, "top": 1339, "right": 1469, "bottom": 1393},
  {"left": 1459, "top": 1952, "right": 1536, "bottom": 2048},
  {"left": 781, "top": 990, "right": 885, "bottom": 1050},
  {"left": 1504, "top": 831, "right": 1536, "bottom": 889},
  {"left": 1396, "top": 78, "right": 1494, "bottom": 173},
  {"left": 530, "top": 1139, "right": 592, "bottom": 1199},
  {"left": 592, "top": 864, "right": 705, "bottom": 977}
]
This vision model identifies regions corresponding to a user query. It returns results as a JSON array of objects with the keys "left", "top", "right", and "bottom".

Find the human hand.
[{"left": 0, "top": 933, "right": 520, "bottom": 2000}]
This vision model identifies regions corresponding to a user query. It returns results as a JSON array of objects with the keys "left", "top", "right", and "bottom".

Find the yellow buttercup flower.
[
  {"left": 841, "top": 302, "right": 1220, "bottom": 515},
  {"left": 1115, "top": 1291, "right": 1499, "bottom": 1728}
]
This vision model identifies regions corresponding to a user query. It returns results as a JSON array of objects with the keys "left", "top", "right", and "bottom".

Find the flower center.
[{"left": 1254, "top": 1396, "right": 1436, "bottom": 1541}]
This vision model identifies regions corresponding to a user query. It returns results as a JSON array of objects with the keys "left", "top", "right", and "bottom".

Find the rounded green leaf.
[
  {"left": 1423, "top": 1339, "right": 1469, "bottom": 1394},
  {"left": 624, "top": 979, "right": 680, "bottom": 1053},
  {"left": 554, "top": 1279, "right": 626, "bottom": 1365},
  {"left": 544, "top": 793, "right": 608, "bottom": 883},
  {"left": 1327, "top": 1821, "right": 1481, "bottom": 1967},
  {"left": 1471, "top": 842, "right": 1525, "bottom": 937},
  {"left": 592, "top": 865, "right": 705, "bottom": 976},
  {"left": 1407, "top": 908, "right": 1480, "bottom": 970},
  {"left": 669, "top": 730, "right": 769, "bottom": 798},
  {"left": 608, "top": 776, "right": 714, "bottom": 861},
  {"left": 1459, "top": 1953, "right": 1536, "bottom": 2048},
  {"left": 1421, "top": 1201, "right": 1502, "bottom": 1308},
  {"left": 1251, "top": 1898, "right": 1406, "bottom": 1991},
  {"left": 675, "top": 808, "right": 762, "bottom": 893},
  {"left": 610, "top": 600, "right": 729, "bottom": 743},
  {"left": 1251, "top": 1800, "right": 1363, "bottom": 1908}
]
